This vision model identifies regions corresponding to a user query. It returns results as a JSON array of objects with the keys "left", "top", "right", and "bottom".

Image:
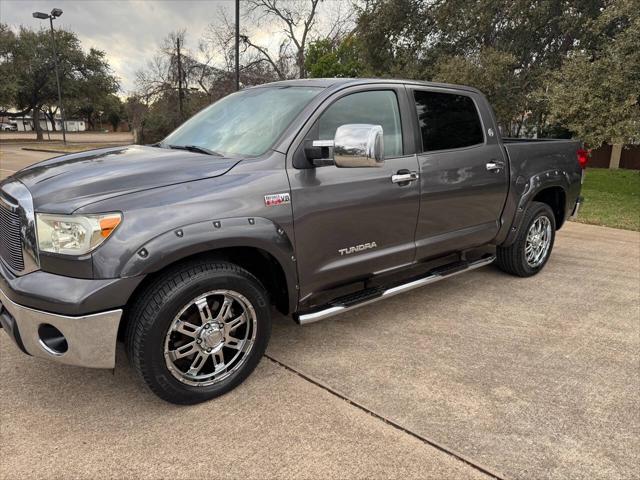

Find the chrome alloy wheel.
[
  {"left": 525, "top": 215, "right": 552, "bottom": 268},
  {"left": 164, "top": 290, "right": 257, "bottom": 386}
]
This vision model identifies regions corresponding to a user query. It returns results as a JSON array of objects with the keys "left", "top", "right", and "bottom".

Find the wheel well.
[
  {"left": 533, "top": 187, "right": 566, "bottom": 229},
  {"left": 118, "top": 247, "right": 290, "bottom": 340},
  {"left": 218, "top": 247, "right": 290, "bottom": 314}
]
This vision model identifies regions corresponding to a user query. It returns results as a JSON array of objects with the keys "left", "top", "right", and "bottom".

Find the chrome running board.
[{"left": 295, "top": 255, "right": 496, "bottom": 325}]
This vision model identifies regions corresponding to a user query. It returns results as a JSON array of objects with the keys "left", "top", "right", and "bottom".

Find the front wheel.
[
  {"left": 125, "top": 260, "right": 271, "bottom": 404},
  {"left": 496, "top": 201, "right": 556, "bottom": 277}
]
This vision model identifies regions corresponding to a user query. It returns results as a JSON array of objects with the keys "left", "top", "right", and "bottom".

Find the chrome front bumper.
[{"left": 0, "top": 286, "right": 122, "bottom": 368}]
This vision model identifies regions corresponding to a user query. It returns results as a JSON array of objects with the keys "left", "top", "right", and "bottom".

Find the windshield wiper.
[{"left": 164, "top": 144, "right": 223, "bottom": 156}]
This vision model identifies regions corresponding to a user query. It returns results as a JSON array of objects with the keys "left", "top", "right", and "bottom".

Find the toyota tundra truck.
[{"left": 0, "top": 79, "right": 586, "bottom": 404}]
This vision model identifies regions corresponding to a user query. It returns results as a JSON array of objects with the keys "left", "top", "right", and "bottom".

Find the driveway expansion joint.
[{"left": 265, "top": 354, "right": 508, "bottom": 480}]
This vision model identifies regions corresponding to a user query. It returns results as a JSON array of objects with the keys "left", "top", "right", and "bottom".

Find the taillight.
[{"left": 577, "top": 148, "right": 589, "bottom": 169}]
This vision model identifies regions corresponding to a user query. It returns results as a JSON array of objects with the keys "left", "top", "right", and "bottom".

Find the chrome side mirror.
[{"left": 312, "top": 124, "right": 384, "bottom": 168}]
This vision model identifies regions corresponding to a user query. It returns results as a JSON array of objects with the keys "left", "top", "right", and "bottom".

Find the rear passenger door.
[
  {"left": 288, "top": 86, "right": 420, "bottom": 302},
  {"left": 410, "top": 88, "right": 509, "bottom": 260}
]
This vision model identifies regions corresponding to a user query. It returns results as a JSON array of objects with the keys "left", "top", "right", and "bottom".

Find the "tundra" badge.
[{"left": 339, "top": 242, "right": 378, "bottom": 256}]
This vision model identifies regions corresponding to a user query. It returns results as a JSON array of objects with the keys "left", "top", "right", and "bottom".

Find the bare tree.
[
  {"left": 198, "top": 1, "right": 357, "bottom": 84},
  {"left": 132, "top": 0, "right": 359, "bottom": 136},
  {"left": 200, "top": 7, "right": 285, "bottom": 87},
  {"left": 242, "top": 0, "right": 333, "bottom": 79},
  {"left": 136, "top": 31, "right": 194, "bottom": 101},
  {"left": 136, "top": 48, "right": 177, "bottom": 104}
]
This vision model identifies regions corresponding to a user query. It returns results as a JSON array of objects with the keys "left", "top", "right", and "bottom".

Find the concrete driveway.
[{"left": 1, "top": 148, "right": 638, "bottom": 479}]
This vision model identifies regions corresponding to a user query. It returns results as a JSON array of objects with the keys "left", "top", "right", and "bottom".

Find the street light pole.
[
  {"left": 48, "top": 15, "right": 67, "bottom": 144},
  {"left": 33, "top": 8, "right": 67, "bottom": 144},
  {"left": 235, "top": 0, "right": 240, "bottom": 91}
]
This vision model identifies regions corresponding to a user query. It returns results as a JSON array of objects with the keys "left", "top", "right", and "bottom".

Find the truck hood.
[{"left": 10, "top": 145, "right": 240, "bottom": 213}]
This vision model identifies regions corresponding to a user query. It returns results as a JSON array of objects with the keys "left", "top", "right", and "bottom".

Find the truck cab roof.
[{"left": 251, "top": 78, "right": 484, "bottom": 96}]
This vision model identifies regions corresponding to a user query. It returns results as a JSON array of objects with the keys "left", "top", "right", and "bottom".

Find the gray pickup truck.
[{"left": 0, "top": 79, "right": 585, "bottom": 404}]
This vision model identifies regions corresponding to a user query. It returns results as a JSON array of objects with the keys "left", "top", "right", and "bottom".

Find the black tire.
[
  {"left": 496, "top": 201, "right": 556, "bottom": 277},
  {"left": 125, "top": 260, "right": 271, "bottom": 405}
]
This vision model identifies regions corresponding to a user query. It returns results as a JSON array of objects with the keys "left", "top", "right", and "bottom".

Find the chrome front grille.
[
  {"left": 0, "top": 181, "right": 38, "bottom": 275},
  {"left": 0, "top": 198, "right": 25, "bottom": 271}
]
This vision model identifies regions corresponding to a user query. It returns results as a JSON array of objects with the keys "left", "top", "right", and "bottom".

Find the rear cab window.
[{"left": 412, "top": 90, "right": 484, "bottom": 152}]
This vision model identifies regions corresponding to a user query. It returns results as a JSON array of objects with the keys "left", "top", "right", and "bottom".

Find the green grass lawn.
[{"left": 572, "top": 168, "right": 640, "bottom": 231}]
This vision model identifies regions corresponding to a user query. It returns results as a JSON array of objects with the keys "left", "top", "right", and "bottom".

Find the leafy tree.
[
  {"left": 100, "top": 94, "right": 124, "bottom": 131},
  {"left": 135, "top": 89, "right": 211, "bottom": 144},
  {"left": 0, "top": 24, "right": 18, "bottom": 110},
  {"left": 0, "top": 24, "right": 118, "bottom": 139},
  {"left": 353, "top": 0, "right": 433, "bottom": 78},
  {"left": 352, "top": 0, "right": 607, "bottom": 136},
  {"left": 0, "top": 26, "right": 60, "bottom": 138},
  {"left": 305, "top": 37, "right": 364, "bottom": 78},
  {"left": 545, "top": 0, "right": 639, "bottom": 147},
  {"left": 124, "top": 95, "right": 148, "bottom": 143},
  {"left": 432, "top": 48, "right": 521, "bottom": 133},
  {"left": 107, "top": 110, "right": 121, "bottom": 131},
  {"left": 139, "top": 91, "right": 179, "bottom": 143},
  {"left": 65, "top": 48, "right": 120, "bottom": 130}
]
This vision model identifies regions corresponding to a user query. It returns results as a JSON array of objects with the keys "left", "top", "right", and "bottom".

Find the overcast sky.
[{"left": 0, "top": 0, "right": 281, "bottom": 95}]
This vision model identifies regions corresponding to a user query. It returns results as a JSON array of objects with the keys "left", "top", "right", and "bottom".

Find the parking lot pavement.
[
  {"left": 0, "top": 131, "right": 133, "bottom": 143},
  {"left": 0, "top": 144, "right": 52, "bottom": 179},
  {"left": 1, "top": 146, "right": 638, "bottom": 479},
  {"left": 269, "top": 222, "right": 640, "bottom": 480},
  {"left": 0, "top": 136, "right": 133, "bottom": 180}
]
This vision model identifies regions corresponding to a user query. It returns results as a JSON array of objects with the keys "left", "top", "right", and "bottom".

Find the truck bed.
[
  {"left": 495, "top": 137, "right": 582, "bottom": 244},
  {"left": 502, "top": 137, "right": 573, "bottom": 143},
  {"left": 502, "top": 138, "right": 580, "bottom": 177}
]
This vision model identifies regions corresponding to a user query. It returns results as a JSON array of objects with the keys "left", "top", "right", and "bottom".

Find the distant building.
[{"left": 1, "top": 113, "right": 86, "bottom": 132}]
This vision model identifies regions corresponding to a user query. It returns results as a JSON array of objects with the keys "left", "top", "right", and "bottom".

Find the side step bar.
[{"left": 295, "top": 255, "right": 496, "bottom": 325}]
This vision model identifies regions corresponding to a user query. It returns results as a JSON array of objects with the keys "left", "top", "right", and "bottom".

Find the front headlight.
[{"left": 36, "top": 213, "right": 122, "bottom": 255}]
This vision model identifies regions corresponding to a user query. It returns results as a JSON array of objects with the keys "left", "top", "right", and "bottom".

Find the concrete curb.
[
  {"left": 21, "top": 144, "right": 129, "bottom": 154},
  {"left": 21, "top": 147, "right": 72, "bottom": 154}
]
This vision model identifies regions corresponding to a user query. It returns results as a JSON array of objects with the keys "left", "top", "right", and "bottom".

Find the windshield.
[{"left": 162, "top": 86, "right": 322, "bottom": 157}]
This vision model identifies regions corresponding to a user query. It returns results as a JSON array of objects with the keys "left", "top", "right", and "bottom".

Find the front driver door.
[{"left": 288, "top": 87, "right": 420, "bottom": 303}]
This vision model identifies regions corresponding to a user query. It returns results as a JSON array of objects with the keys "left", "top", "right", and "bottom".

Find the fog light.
[{"left": 38, "top": 324, "right": 68, "bottom": 355}]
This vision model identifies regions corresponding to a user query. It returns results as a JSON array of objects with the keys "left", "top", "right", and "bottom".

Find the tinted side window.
[
  {"left": 413, "top": 91, "right": 483, "bottom": 151},
  {"left": 318, "top": 90, "right": 403, "bottom": 157}
]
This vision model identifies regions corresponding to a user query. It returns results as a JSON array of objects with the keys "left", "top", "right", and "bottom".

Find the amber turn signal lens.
[{"left": 99, "top": 215, "right": 121, "bottom": 238}]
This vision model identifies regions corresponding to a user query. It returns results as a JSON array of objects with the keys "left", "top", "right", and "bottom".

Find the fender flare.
[
  {"left": 120, "top": 216, "right": 298, "bottom": 312},
  {"left": 499, "top": 169, "right": 570, "bottom": 247}
]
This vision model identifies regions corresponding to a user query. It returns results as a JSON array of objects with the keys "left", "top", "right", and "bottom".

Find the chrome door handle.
[
  {"left": 486, "top": 161, "right": 504, "bottom": 171},
  {"left": 391, "top": 171, "right": 419, "bottom": 184}
]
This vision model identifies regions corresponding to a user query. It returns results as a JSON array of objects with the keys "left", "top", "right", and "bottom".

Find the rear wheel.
[
  {"left": 496, "top": 201, "right": 556, "bottom": 277},
  {"left": 125, "top": 260, "right": 271, "bottom": 404}
]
